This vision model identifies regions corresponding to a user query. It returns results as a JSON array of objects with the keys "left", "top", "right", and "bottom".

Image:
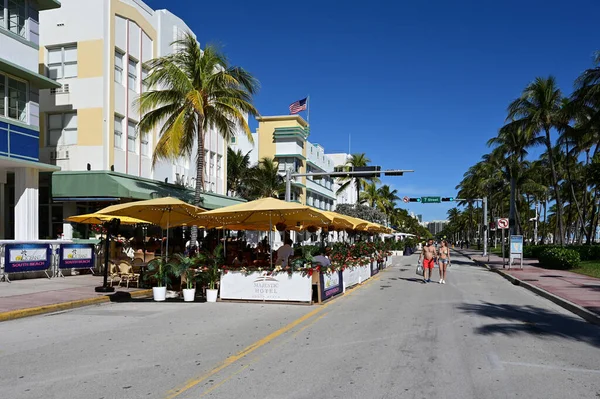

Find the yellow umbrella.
[
  {"left": 97, "top": 197, "right": 206, "bottom": 257},
  {"left": 193, "top": 197, "right": 331, "bottom": 229},
  {"left": 66, "top": 213, "right": 151, "bottom": 225},
  {"left": 97, "top": 197, "right": 205, "bottom": 229}
]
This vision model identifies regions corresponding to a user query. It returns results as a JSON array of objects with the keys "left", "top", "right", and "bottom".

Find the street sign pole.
[
  {"left": 483, "top": 196, "right": 488, "bottom": 259},
  {"left": 502, "top": 227, "right": 505, "bottom": 268}
]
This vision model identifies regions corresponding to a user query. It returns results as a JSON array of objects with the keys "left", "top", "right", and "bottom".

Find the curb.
[
  {"left": 0, "top": 289, "right": 153, "bottom": 323},
  {"left": 453, "top": 249, "right": 600, "bottom": 327}
]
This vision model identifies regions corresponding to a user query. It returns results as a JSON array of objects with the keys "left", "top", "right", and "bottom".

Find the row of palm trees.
[{"left": 452, "top": 52, "right": 600, "bottom": 245}]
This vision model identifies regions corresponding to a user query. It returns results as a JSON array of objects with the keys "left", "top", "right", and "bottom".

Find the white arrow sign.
[{"left": 497, "top": 218, "right": 509, "bottom": 229}]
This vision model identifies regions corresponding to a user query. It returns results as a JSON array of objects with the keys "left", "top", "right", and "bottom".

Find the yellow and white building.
[
  {"left": 35, "top": 0, "right": 239, "bottom": 239},
  {"left": 233, "top": 114, "right": 337, "bottom": 211}
]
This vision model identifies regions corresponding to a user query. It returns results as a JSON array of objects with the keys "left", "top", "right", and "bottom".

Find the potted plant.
[
  {"left": 198, "top": 244, "right": 224, "bottom": 303},
  {"left": 171, "top": 254, "right": 200, "bottom": 302},
  {"left": 145, "top": 256, "right": 174, "bottom": 301}
]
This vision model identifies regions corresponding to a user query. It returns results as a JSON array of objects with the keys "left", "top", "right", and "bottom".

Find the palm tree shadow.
[{"left": 457, "top": 302, "right": 600, "bottom": 349}]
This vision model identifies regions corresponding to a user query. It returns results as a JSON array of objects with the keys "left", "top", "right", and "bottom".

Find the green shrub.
[
  {"left": 568, "top": 245, "right": 600, "bottom": 261},
  {"left": 538, "top": 248, "right": 580, "bottom": 270}
]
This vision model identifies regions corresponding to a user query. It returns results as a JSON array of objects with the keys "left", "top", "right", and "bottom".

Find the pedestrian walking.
[
  {"left": 438, "top": 240, "right": 451, "bottom": 284},
  {"left": 418, "top": 239, "right": 437, "bottom": 283}
]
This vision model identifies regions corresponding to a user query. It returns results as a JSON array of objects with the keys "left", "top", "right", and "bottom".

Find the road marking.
[{"left": 164, "top": 273, "right": 382, "bottom": 399}]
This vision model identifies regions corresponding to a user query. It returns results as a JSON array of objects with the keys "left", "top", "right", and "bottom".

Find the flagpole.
[{"left": 306, "top": 95, "right": 310, "bottom": 126}]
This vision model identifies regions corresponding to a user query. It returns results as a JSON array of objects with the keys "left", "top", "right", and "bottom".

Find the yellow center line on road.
[
  {"left": 198, "top": 311, "right": 329, "bottom": 398},
  {"left": 164, "top": 271, "right": 384, "bottom": 399}
]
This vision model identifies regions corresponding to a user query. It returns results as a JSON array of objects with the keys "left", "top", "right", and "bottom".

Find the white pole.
[{"left": 306, "top": 95, "right": 310, "bottom": 126}]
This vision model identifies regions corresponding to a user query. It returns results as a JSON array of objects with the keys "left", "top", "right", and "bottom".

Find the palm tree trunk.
[
  {"left": 588, "top": 189, "right": 599, "bottom": 244},
  {"left": 191, "top": 118, "right": 205, "bottom": 246},
  {"left": 509, "top": 174, "right": 517, "bottom": 235},
  {"left": 544, "top": 129, "right": 565, "bottom": 245}
]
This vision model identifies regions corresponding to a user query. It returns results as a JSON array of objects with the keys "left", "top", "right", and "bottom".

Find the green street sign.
[{"left": 421, "top": 196, "right": 441, "bottom": 204}]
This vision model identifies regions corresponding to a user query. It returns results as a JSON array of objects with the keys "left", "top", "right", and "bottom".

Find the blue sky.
[{"left": 146, "top": 0, "right": 600, "bottom": 221}]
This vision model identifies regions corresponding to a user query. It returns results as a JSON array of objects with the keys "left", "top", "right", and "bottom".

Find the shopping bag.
[{"left": 416, "top": 263, "right": 424, "bottom": 276}]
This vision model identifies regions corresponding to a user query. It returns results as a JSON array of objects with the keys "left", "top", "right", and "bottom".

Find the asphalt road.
[{"left": 1, "top": 252, "right": 599, "bottom": 399}]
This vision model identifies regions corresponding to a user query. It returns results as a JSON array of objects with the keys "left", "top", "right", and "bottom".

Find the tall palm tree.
[
  {"left": 227, "top": 147, "right": 251, "bottom": 197},
  {"left": 247, "top": 157, "right": 286, "bottom": 199},
  {"left": 336, "top": 153, "right": 380, "bottom": 205},
  {"left": 137, "top": 32, "right": 259, "bottom": 241},
  {"left": 488, "top": 123, "right": 544, "bottom": 235},
  {"left": 377, "top": 185, "right": 400, "bottom": 222},
  {"left": 359, "top": 182, "right": 380, "bottom": 207},
  {"left": 505, "top": 76, "right": 566, "bottom": 244}
]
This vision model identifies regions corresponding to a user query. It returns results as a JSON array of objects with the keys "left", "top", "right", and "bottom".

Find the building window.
[
  {"left": 217, "top": 155, "right": 222, "bottom": 170},
  {"left": 114, "top": 115, "right": 123, "bottom": 149},
  {"left": 141, "top": 137, "right": 149, "bottom": 156},
  {"left": 128, "top": 57, "right": 138, "bottom": 90},
  {"left": 2, "top": 75, "right": 27, "bottom": 122},
  {"left": 7, "top": 0, "right": 26, "bottom": 37},
  {"left": 48, "top": 45, "right": 78, "bottom": 80},
  {"left": 230, "top": 136, "right": 236, "bottom": 144},
  {"left": 48, "top": 112, "right": 77, "bottom": 147},
  {"left": 141, "top": 66, "right": 149, "bottom": 91},
  {"left": 127, "top": 120, "right": 137, "bottom": 152},
  {"left": 114, "top": 50, "right": 124, "bottom": 84}
]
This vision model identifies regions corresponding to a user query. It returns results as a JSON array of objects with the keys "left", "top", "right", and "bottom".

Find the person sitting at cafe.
[
  {"left": 276, "top": 239, "right": 294, "bottom": 267},
  {"left": 313, "top": 247, "right": 331, "bottom": 267}
]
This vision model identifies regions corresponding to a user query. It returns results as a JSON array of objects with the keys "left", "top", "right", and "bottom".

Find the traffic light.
[
  {"left": 441, "top": 197, "right": 454, "bottom": 202},
  {"left": 384, "top": 170, "right": 404, "bottom": 176},
  {"left": 353, "top": 166, "right": 381, "bottom": 178},
  {"left": 409, "top": 198, "right": 421, "bottom": 202}
]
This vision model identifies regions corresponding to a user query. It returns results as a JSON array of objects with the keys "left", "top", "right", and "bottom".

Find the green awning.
[
  {"left": 0, "top": 57, "right": 60, "bottom": 89},
  {"left": 51, "top": 170, "right": 246, "bottom": 210},
  {"left": 36, "top": 0, "right": 61, "bottom": 11}
]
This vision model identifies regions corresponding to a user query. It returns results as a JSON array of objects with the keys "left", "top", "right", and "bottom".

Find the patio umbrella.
[
  {"left": 97, "top": 197, "right": 206, "bottom": 257},
  {"left": 193, "top": 197, "right": 332, "bottom": 266},
  {"left": 66, "top": 213, "right": 151, "bottom": 225}
]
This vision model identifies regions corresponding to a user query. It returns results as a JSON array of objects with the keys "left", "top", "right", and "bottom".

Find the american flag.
[{"left": 289, "top": 98, "right": 307, "bottom": 114}]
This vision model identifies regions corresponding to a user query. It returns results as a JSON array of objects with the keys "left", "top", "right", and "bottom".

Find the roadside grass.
[{"left": 570, "top": 260, "right": 600, "bottom": 279}]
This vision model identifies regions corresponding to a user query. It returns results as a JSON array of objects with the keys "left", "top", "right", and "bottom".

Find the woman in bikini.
[{"left": 438, "top": 240, "right": 451, "bottom": 284}]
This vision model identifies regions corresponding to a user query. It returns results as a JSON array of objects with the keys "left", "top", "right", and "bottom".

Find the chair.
[
  {"left": 108, "top": 261, "right": 121, "bottom": 287},
  {"left": 118, "top": 261, "right": 140, "bottom": 289},
  {"left": 132, "top": 258, "right": 144, "bottom": 265}
]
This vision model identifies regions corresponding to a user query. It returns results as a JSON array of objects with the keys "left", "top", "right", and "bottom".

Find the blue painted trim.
[{"left": 0, "top": 120, "right": 40, "bottom": 161}]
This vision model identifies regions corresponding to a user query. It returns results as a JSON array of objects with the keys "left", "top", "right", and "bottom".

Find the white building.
[
  {"left": 328, "top": 153, "right": 358, "bottom": 207},
  {"left": 0, "top": 0, "right": 62, "bottom": 239},
  {"left": 427, "top": 220, "right": 448, "bottom": 235},
  {"left": 36, "top": 0, "right": 240, "bottom": 238}
]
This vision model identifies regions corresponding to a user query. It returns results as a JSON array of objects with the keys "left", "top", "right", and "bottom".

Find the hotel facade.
[
  {"left": 0, "top": 0, "right": 62, "bottom": 240},
  {"left": 232, "top": 115, "right": 337, "bottom": 212},
  {"left": 38, "top": 0, "right": 237, "bottom": 239}
]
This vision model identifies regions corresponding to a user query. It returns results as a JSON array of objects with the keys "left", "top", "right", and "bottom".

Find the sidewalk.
[
  {"left": 455, "top": 248, "right": 600, "bottom": 324},
  {"left": 0, "top": 275, "right": 151, "bottom": 322}
]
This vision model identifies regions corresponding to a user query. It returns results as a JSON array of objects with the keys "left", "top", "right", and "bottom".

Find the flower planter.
[
  {"left": 182, "top": 288, "right": 196, "bottom": 302},
  {"left": 152, "top": 286, "right": 167, "bottom": 301},
  {"left": 206, "top": 288, "right": 218, "bottom": 303}
]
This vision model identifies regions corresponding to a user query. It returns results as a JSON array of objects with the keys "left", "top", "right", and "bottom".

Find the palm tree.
[
  {"left": 227, "top": 148, "right": 251, "bottom": 197},
  {"left": 505, "top": 76, "right": 566, "bottom": 244},
  {"left": 247, "top": 157, "right": 286, "bottom": 199},
  {"left": 336, "top": 153, "right": 380, "bottom": 205},
  {"left": 137, "top": 32, "right": 259, "bottom": 241},
  {"left": 488, "top": 123, "right": 544, "bottom": 235},
  {"left": 359, "top": 182, "right": 380, "bottom": 207}
]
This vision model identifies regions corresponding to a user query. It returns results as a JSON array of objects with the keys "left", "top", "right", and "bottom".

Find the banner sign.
[
  {"left": 220, "top": 271, "right": 312, "bottom": 302},
  {"left": 510, "top": 235, "right": 523, "bottom": 259},
  {"left": 320, "top": 270, "right": 343, "bottom": 301},
  {"left": 4, "top": 243, "right": 52, "bottom": 273},
  {"left": 371, "top": 260, "right": 379, "bottom": 276},
  {"left": 59, "top": 244, "right": 95, "bottom": 269}
]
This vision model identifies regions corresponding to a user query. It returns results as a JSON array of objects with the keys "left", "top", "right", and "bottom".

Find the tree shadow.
[{"left": 457, "top": 302, "right": 600, "bottom": 349}]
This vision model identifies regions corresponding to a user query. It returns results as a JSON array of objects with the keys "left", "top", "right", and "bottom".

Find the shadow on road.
[
  {"left": 457, "top": 302, "right": 600, "bottom": 349},
  {"left": 398, "top": 277, "right": 425, "bottom": 284}
]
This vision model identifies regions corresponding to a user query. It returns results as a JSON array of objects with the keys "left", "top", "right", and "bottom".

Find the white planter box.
[
  {"left": 220, "top": 271, "right": 312, "bottom": 302},
  {"left": 357, "top": 264, "right": 371, "bottom": 283},
  {"left": 342, "top": 267, "right": 361, "bottom": 291}
]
